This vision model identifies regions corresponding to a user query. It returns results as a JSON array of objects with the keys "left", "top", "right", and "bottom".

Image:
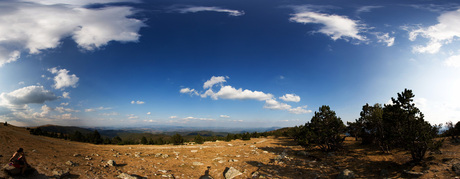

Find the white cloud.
[
  {"left": 55, "top": 106, "right": 80, "bottom": 113},
  {"left": 264, "top": 99, "right": 311, "bottom": 114},
  {"left": 264, "top": 99, "right": 292, "bottom": 110},
  {"left": 169, "top": 116, "right": 178, "bottom": 119},
  {"left": 182, "top": 76, "right": 310, "bottom": 114},
  {"left": 131, "top": 100, "right": 144, "bottom": 104},
  {"left": 0, "top": 1, "right": 145, "bottom": 67},
  {"left": 147, "top": 112, "right": 151, "bottom": 115},
  {"left": 444, "top": 54, "right": 460, "bottom": 68},
  {"left": 180, "top": 88, "right": 199, "bottom": 96},
  {"left": 290, "top": 10, "right": 367, "bottom": 42},
  {"left": 203, "top": 76, "right": 228, "bottom": 89},
  {"left": 220, "top": 115, "right": 230, "bottom": 118},
  {"left": 53, "top": 113, "right": 78, "bottom": 120},
  {"left": 279, "top": 94, "right": 301, "bottom": 102},
  {"left": 0, "top": 86, "right": 58, "bottom": 107},
  {"left": 48, "top": 67, "right": 79, "bottom": 90},
  {"left": 375, "top": 32, "right": 395, "bottom": 47},
  {"left": 408, "top": 8, "right": 460, "bottom": 54},
  {"left": 85, "top": 106, "right": 111, "bottom": 112},
  {"left": 60, "top": 102, "right": 69, "bottom": 106},
  {"left": 288, "top": 106, "right": 312, "bottom": 114},
  {"left": 62, "top": 92, "right": 71, "bottom": 99},
  {"left": 202, "top": 85, "right": 273, "bottom": 101},
  {"left": 174, "top": 6, "right": 244, "bottom": 16}
]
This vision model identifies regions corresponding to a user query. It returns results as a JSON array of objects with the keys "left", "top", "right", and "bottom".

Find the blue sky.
[{"left": 1, "top": 0, "right": 460, "bottom": 128}]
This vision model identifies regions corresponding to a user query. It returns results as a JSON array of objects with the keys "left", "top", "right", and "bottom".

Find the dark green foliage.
[
  {"left": 70, "top": 131, "right": 85, "bottom": 142},
  {"left": 194, "top": 134, "right": 204, "bottom": 144},
  {"left": 445, "top": 121, "right": 460, "bottom": 142},
  {"left": 112, "top": 136, "right": 122, "bottom": 144},
  {"left": 140, "top": 136, "right": 148, "bottom": 144},
  {"left": 382, "top": 89, "right": 440, "bottom": 162},
  {"left": 305, "top": 105, "right": 346, "bottom": 152},
  {"left": 242, "top": 132, "right": 251, "bottom": 140},
  {"left": 225, "top": 134, "right": 233, "bottom": 142},
  {"left": 171, "top": 133, "right": 184, "bottom": 145}
]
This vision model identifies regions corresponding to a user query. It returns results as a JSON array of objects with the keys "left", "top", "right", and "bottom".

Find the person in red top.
[{"left": 9, "top": 148, "right": 29, "bottom": 176}]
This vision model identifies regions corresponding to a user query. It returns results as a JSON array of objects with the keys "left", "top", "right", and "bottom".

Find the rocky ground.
[{"left": 1, "top": 124, "right": 460, "bottom": 178}]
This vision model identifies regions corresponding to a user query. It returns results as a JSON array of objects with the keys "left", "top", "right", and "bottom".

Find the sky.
[{"left": 0, "top": 0, "right": 460, "bottom": 128}]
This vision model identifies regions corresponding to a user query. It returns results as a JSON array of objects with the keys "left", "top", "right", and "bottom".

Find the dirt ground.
[{"left": 1, "top": 124, "right": 459, "bottom": 178}]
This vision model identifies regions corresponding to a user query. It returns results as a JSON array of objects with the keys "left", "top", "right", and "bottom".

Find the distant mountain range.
[{"left": 33, "top": 124, "right": 282, "bottom": 141}]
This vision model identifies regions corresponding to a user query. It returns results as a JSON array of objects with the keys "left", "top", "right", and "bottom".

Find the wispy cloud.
[
  {"left": 131, "top": 100, "right": 145, "bottom": 104},
  {"left": 290, "top": 10, "right": 367, "bottom": 42},
  {"left": 172, "top": 6, "right": 244, "bottom": 16},
  {"left": 0, "top": 0, "right": 145, "bottom": 67},
  {"left": 356, "top": 6, "right": 383, "bottom": 14},
  {"left": 85, "top": 106, "right": 111, "bottom": 112}
]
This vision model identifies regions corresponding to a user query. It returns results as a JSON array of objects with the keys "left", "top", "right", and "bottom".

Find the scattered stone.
[
  {"left": 193, "top": 162, "right": 204, "bottom": 166},
  {"left": 452, "top": 163, "right": 460, "bottom": 175},
  {"left": 251, "top": 171, "right": 260, "bottom": 178},
  {"left": 404, "top": 170, "right": 424, "bottom": 177},
  {"left": 117, "top": 172, "right": 138, "bottom": 179},
  {"left": 85, "top": 156, "right": 92, "bottom": 160},
  {"left": 155, "top": 153, "right": 163, "bottom": 157},
  {"left": 224, "top": 167, "right": 242, "bottom": 179},
  {"left": 263, "top": 151, "right": 268, "bottom": 154},
  {"left": 107, "top": 160, "right": 116, "bottom": 167},
  {"left": 274, "top": 155, "right": 283, "bottom": 162},
  {"left": 65, "top": 160, "right": 76, "bottom": 166},
  {"left": 73, "top": 153, "right": 81, "bottom": 157},
  {"left": 191, "top": 150, "right": 198, "bottom": 153},
  {"left": 135, "top": 154, "right": 141, "bottom": 158},
  {"left": 250, "top": 145, "right": 255, "bottom": 148},
  {"left": 162, "top": 154, "right": 169, "bottom": 159},
  {"left": 162, "top": 174, "right": 174, "bottom": 178},
  {"left": 111, "top": 149, "right": 114, "bottom": 151},
  {"left": 228, "top": 159, "right": 238, "bottom": 162},
  {"left": 228, "top": 144, "right": 233, "bottom": 147},
  {"left": 52, "top": 168, "right": 70, "bottom": 178},
  {"left": 337, "top": 169, "right": 355, "bottom": 179}
]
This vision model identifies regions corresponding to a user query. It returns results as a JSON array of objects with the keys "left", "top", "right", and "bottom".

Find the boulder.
[
  {"left": 224, "top": 167, "right": 242, "bottom": 179},
  {"left": 337, "top": 169, "right": 355, "bottom": 179},
  {"left": 108, "top": 160, "right": 116, "bottom": 166},
  {"left": 65, "top": 161, "right": 76, "bottom": 166},
  {"left": 2, "top": 163, "right": 21, "bottom": 176}
]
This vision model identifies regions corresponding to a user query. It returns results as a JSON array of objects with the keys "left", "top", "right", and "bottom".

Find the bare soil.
[{"left": 1, "top": 124, "right": 459, "bottom": 178}]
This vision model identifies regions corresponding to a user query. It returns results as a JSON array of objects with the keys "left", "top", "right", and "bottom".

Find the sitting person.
[{"left": 9, "top": 148, "right": 29, "bottom": 175}]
